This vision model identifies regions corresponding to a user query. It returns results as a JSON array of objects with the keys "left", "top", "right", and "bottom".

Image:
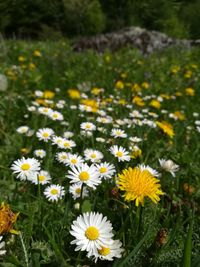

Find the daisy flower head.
[
  {"left": 65, "top": 153, "right": 84, "bottom": 167},
  {"left": 159, "top": 159, "right": 179, "bottom": 177},
  {"left": 28, "top": 170, "right": 51, "bottom": 185},
  {"left": 51, "top": 136, "right": 63, "bottom": 146},
  {"left": 58, "top": 139, "right": 76, "bottom": 150},
  {"left": 34, "top": 149, "right": 46, "bottom": 159},
  {"left": 67, "top": 163, "right": 101, "bottom": 189},
  {"left": 91, "top": 239, "right": 124, "bottom": 262},
  {"left": 36, "top": 128, "right": 54, "bottom": 142},
  {"left": 69, "top": 183, "right": 89, "bottom": 200},
  {"left": 84, "top": 149, "right": 104, "bottom": 163},
  {"left": 44, "top": 184, "right": 65, "bottom": 202},
  {"left": 117, "top": 167, "right": 164, "bottom": 206},
  {"left": 80, "top": 130, "right": 93, "bottom": 137},
  {"left": 38, "top": 107, "right": 53, "bottom": 116},
  {"left": 11, "top": 157, "right": 40, "bottom": 181},
  {"left": 16, "top": 126, "right": 29, "bottom": 134},
  {"left": 0, "top": 236, "right": 6, "bottom": 256},
  {"left": 110, "top": 128, "right": 127, "bottom": 138},
  {"left": 109, "top": 145, "right": 130, "bottom": 162},
  {"left": 138, "top": 164, "right": 160, "bottom": 177},
  {"left": 70, "top": 212, "right": 114, "bottom": 255},
  {"left": 80, "top": 122, "right": 96, "bottom": 131},
  {"left": 95, "top": 162, "right": 116, "bottom": 179},
  {"left": 63, "top": 131, "right": 74, "bottom": 138},
  {"left": 48, "top": 110, "right": 63, "bottom": 121},
  {"left": 55, "top": 152, "right": 69, "bottom": 164}
]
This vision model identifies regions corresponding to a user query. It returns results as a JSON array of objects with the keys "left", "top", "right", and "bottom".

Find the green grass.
[{"left": 0, "top": 40, "right": 200, "bottom": 267}]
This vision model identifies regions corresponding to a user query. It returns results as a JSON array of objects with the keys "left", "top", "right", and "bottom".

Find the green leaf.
[{"left": 181, "top": 219, "right": 193, "bottom": 267}]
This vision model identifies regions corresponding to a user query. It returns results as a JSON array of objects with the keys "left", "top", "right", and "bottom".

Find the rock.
[{"left": 73, "top": 26, "right": 200, "bottom": 54}]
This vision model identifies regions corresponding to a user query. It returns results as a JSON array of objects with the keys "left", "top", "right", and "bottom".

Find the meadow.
[{"left": 0, "top": 40, "right": 200, "bottom": 267}]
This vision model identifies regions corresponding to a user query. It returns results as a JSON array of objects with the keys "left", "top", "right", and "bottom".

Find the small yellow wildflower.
[
  {"left": 68, "top": 89, "right": 81, "bottom": 99},
  {"left": 156, "top": 121, "right": 174, "bottom": 138},
  {"left": 33, "top": 50, "right": 42, "bottom": 57},
  {"left": 0, "top": 203, "right": 19, "bottom": 235},
  {"left": 150, "top": 99, "right": 161, "bottom": 109},
  {"left": 173, "top": 111, "right": 185, "bottom": 121},
  {"left": 185, "top": 88, "right": 195, "bottom": 96},
  {"left": 117, "top": 167, "right": 164, "bottom": 206},
  {"left": 43, "top": 90, "right": 55, "bottom": 99},
  {"left": 18, "top": 56, "right": 26, "bottom": 63},
  {"left": 115, "top": 80, "right": 124, "bottom": 90},
  {"left": 132, "top": 96, "right": 145, "bottom": 107}
]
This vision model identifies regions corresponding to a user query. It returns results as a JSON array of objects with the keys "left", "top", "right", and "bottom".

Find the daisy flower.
[
  {"left": 65, "top": 153, "right": 84, "bottom": 167},
  {"left": 117, "top": 167, "right": 164, "bottom": 206},
  {"left": 48, "top": 110, "right": 63, "bottom": 121},
  {"left": 11, "top": 157, "right": 40, "bottom": 181},
  {"left": 0, "top": 236, "right": 6, "bottom": 256},
  {"left": 109, "top": 145, "right": 130, "bottom": 162},
  {"left": 34, "top": 149, "right": 46, "bottom": 158},
  {"left": 28, "top": 170, "right": 51, "bottom": 185},
  {"left": 80, "top": 122, "right": 96, "bottom": 131},
  {"left": 137, "top": 164, "right": 160, "bottom": 177},
  {"left": 84, "top": 149, "right": 104, "bottom": 163},
  {"left": 66, "top": 163, "right": 101, "bottom": 189},
  {"left": 38, "top": 107, "right": 53, "bottom": 116},
  {"left": 95, "top": 162, "right": 116, "bottom": 179},
  {"left": 58, "top": 139, "right": 76, "bottom": 150},
  {"left": 44, "top": 184, "right": 65, "bottom": 202},
  {"left": 110, "top": 129, "right": 127, "bottom": 138},
  {"left": 16, "top": 126, "right": 29, "bottom": 134},
  {"left": 36, "top": 128, "right": 54, "bottom": 142},
  {"left": 159, "top": 159, "right": 179, "bottom": 177},
  {"left": 51, "top": 136, "right": 63, "bottom": 146},
  {"left": 56, "top": 152, "right": 69, "bottom": 164},
  {"left": 69, "top": 183, "right": 89, "bottom": 200},
  {"left": 80, "top": 130, "right": 93, "bottom": 137},
  {"left": 63, "top": 131, "right": 74, "bottom": 138},
  {"left": 91, "top": 239, "right": 124, "bottom": 262},
  {"left": 70, "top": 212, "right": 114, "bottom": 255}
]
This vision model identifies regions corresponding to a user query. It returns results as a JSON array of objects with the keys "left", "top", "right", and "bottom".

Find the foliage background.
[{"left": 0, "top": 0, "right": 200, "bottom": 39}]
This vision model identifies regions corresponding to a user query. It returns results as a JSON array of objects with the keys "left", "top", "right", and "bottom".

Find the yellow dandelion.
[
  {"left": 156, "top": 121, "right": 174, "bottom": 138},
  {"left": 185, "top": 87, "right": 195, "bottom": 96},
  {"left": 43, "top": 90, "right": 55, "bottom": 99},
  {"left": 117, "top": 167, "right": 164, "bottom": 206},
  {"left": 68, "top": 89, "right": 81, "bottom": 99},
  {"left": 0, "top": 203, "right": 19, "bottom": 235},
  {"left": 115, "top": 80, "right": 124, "bottom": 90},
  {"left": 150, "top": 99, "right": 161, "bottom": 109}
]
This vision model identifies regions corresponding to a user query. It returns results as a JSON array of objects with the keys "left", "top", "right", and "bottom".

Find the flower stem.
[{"left": 19, "top": 232, "right": 29, "bottom": 267}]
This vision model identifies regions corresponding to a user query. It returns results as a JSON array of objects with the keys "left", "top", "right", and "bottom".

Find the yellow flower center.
[
  {"left": 99, "top": 167, "right": 107, "bottom": 173},
  {"left": 79, "top": 171, "right": 90, "bottom": 181},
  {"left": 42, "top": 132, "right": 49, "bottom": 138},
  {"left": 61, "top": 155, "right": 67, "bottom": 160},
  {"left": 21, "top": 163, "right": 30, "bottom": 171},
  {"left": 91, "top": 153, "right": 96, "bottom": 159},
  {"left": 71, "top": 159, "right": 77, "bottom": 164},
  {"left": 53, "top": 114, "right": 58, "bottom": 118},
  {"left": 75, "top": 188, "right": 81, "bottom": 194},
  {"left": 38, "top": 175, "right": 45, "bottom": 181},
  {"left": 50, "top": 189, "right": 58, "bottom": 195},
  {"left": 64, "top": 142, "right": 70, "bottom": 148},
  {"left": 98, "top": 246, "right": 110, "bottom": 256},
  {"left": 85, "top": 124, "right": 91, "bottom": 129},
  {"left": 116, "top": 151, "right": 123, "bottom": 157},
  {"left": 85, "top": 226, "right": 99, "bottom": 240}
]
